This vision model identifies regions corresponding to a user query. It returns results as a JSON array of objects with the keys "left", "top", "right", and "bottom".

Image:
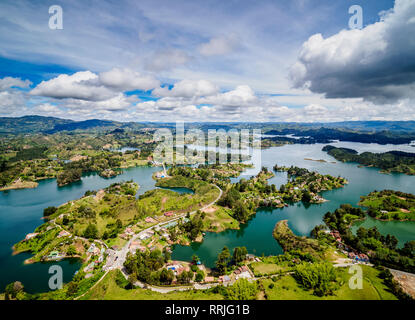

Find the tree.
[
  {"left": 83, "top": 223, "right": 98, "bottom": 239},
  {"left": 310, "top": 224, "right": 326, "bottom": 239},
  {"left": 402, "top": 240, "right": 415, "bottom": 257},
  {"left": 43, "top": 206, "right": 57, "bottom": 217},
  {"left": 233, "top": 247, "right": 248, "bottom": 264},
  {"left": 293, "top": 262, "right": 339, "bottom": 297},
  {"left": 216, "top": 246, "right": 231, "bottom": 275},
  {"left": 195, "top": 269, "right": 204, "bottom": 282},
  {"left": 233, "top": 201, "right": 249, "bottom": 222},
  {"left": 163, "top": 247, "right": 171, "bottom": 262},
  {"left": 159, "top": 268, "right": 174, "bottom": 285},
  {"left": 177, "top": 270, "right": 193, "bottom": 284},
  {"left": 4, "top": 281, "right": 24, "bottom": 300},
  {"left": 67, "top": 245, "right": 77, "bottom": 256},
  {"left": 385, "top": 234, "right": 398, "bottom": 250},
  {"left": 302, "top": 191, "right": 312, "bottom": 202},
  {"left": 226, "top": 278, "right": 258, "bottom": 300},
  {"left": 356, "top": 227, "right": 368, "bottom": 239},
  {"left": 192, "top": 254, "right": 200, "bottom": 265},
  {"left": 66, "top": 281, "right": 79, "bottom": 297}
]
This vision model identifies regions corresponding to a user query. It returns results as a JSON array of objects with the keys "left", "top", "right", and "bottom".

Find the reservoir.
[
  {"left": 1, "top": 143, "right": 414, "bottom": 291},
  {"left": 171, "top": 143, "right": 415, "bottom": 267}
]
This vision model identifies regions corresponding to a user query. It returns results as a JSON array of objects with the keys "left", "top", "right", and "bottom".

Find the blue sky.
[{"left": 0, "top": 0, "right": 413, "bottom": 122}]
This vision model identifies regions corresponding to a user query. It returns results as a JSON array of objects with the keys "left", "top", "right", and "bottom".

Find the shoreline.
[
  {"left": 0, "top": 180, "right": 38, "bottom": 191},
  {"left": 1, "top": 163, "right": 159, "bottom": 192}
]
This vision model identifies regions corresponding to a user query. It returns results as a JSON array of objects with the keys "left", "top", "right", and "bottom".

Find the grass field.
[
  {"left": 359, "top": 191, "right": 415, "bottom": 221},
  {"left": 201, "top": 205, "right": 240, "bottom": 232},
  {"left": 262, "top": 265, "right": 397, "bottom": 300},
  {"left": 81, "top": 270, "right": 223, "bottom": 300},
  {"left": 250, "top": 262, "right": 287, "bottom": 276}
]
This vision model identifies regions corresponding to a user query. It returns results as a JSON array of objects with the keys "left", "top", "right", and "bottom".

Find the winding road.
[{"left": 106, "top": 184, "right": 223, "bottom": 271}]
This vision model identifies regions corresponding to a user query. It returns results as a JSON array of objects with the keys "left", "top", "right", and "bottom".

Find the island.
[
  {"left": 359, "top": 190, "right": 415, "bottom": 221},
  {"left": 322, "top": 145, "right": 415, "bottom": 175}
]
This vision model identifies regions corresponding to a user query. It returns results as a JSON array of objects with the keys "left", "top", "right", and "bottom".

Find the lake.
[
  {"left": 171, "top": 143, "right": 415, "bottom": 267},
  {"left": 1, "top": 143, "right": 414, "bottom": 291}
]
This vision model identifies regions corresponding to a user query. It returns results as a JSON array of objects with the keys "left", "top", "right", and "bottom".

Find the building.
[
  {"left": 57, "top": 230, "right": 70, "bottom": 238},
  {"left": 145, "top": 217, "right": 156, "bottom": 223},
  {"left": 138, "top": 232, "right": 151, "bottom": 240},
  {"left": 88, "top": 243, "right": 100, "bottom": 255},
  {"left": 246, "top": 254, "right": 255, "bottom": 261},
  {"left": 234, "top": 266, "right": 252, "bottom": 279},
  {"left": 218, "top": 275, "right": 231, "bottom": 283},
  {"left": 25, "top": 233, "right": 39, "bottom": 241},
  {"left": 125, "top": 227, "right": 134, "bottom": 235}
]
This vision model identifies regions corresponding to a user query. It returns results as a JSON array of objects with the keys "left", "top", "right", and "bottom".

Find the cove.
[
  {"left": 1, "top": 143, "right": 414, "bottom": 292},
  {"left": 0, "top": 165, "right": 160, "bottom": 293},
  {"left": 172, "top": 143, "right": 415, "bottom": 268}
]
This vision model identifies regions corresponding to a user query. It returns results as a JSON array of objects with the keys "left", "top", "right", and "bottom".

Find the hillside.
[
  {"left": 0, "top": 116, "right": 148, "bottom": 134},
  {"left": 323, "top": 145, "right": 415, "bottom": 175}
]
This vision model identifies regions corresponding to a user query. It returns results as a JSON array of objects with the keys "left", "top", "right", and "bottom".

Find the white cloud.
[
  {"left": 63, "top": 93, "right": 138, "bottom": 111},
  {"left": 153, "top": 79, "right": 219, "bottom": 98},
  {"left": 199, "top": 85, "right": 257, "bottom": 109},
  {"left": 0, "top": 76, "right": 31, "bottom": 115},
  {"left": 99, "top": 68, "right": 160, "bottom": 91},
  {"left": 290, "top": 0, "right": 415, "bottom": 103},
  {"left": 0, "top": 90, "right": 26, "bottom": 114},
  {"left": 29, "top": 68, "right": 158, "bottom": 113},
  {"left": 30, "top": 71, "right": 115, "bottom": 101},
  {"left": 198, "top": 34, "right": 239, "bottom": 56},
  {"left": 0, "top": 76, "right": 32, "bottom": 90},
  {"left": 303, "top": 104, "right": 328, "bottom": 116}
]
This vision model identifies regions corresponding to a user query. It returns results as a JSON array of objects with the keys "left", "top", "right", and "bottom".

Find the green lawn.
[
  {"left": 202, "top": 205, "right": 240, "bottom": 232},
  {"left": 250, "top": 262, "right": 288, "bottom": 276}
]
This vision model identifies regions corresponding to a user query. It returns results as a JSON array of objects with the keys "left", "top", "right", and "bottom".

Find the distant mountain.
[
  {"left": 0, "top": 115, "right": 73, "bottom": 134},
  {"left": 45, "top": 119, "right": 122, "bottom": 133},
  {"left": 317, "top": 121, "right": 415, "bottom": 133},
  {"left": 0, "top": 115, "right": 148, "bottom": 134},
  {"left": 1, "top": 115, "right": 415, "bottom": 135}
]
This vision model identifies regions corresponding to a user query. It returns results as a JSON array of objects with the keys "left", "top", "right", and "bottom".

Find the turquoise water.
[
  {"left": 157, "top": 187, "right": 195, "bottom": 195},
  {"left": 171, "top": 143, "right": 415, "bottom": 267},
  {"left": 0, "top": 166, "right": 159, "bottom": 293},
  {"left": 1, "top": 143, "right": 414, "bottom": 291}
]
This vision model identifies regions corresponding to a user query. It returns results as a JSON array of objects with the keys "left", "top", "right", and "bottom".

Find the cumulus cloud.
[
  {"left": 0, "top": 90, "right": 26, "bottom": 114},
  {"left": 198, "top": 34, "right": 239, "bottom": 56},
  {"left": 30, "top": 71, "right": 115, "bottom": 101},
  {"left": 0, "top": 77, "right": 32, "bottom": 90},
  {"left": 99, "top": 68, "right": 160, "bottom": 92},
  {"left": 153, "top": 79, "right": 219, "bottom": 98},
  {"left": 290, "top": 0, "right": 415, "bottom": 103},
  {"left": 63, "top": 93, "right": 139, "bottom": 111},
  {"left": 0, "top": 76, "right": 32, "bottom": 115},
  {"left": 199, "top": 85, "right": 258, "bottom": 112},
  {"left": 31, "top": 69, "right": 160, "bottom": 102}
]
